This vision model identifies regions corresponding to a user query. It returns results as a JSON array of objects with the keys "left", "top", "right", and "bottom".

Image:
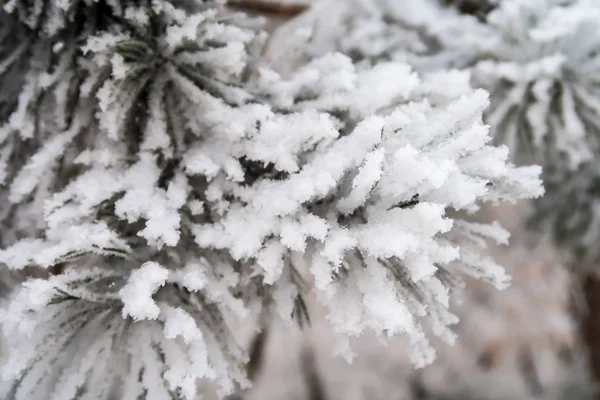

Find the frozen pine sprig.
[
  {"left": 311, "top": 0, "right": 600, "bottom": 168},
  {"left": 0, "top": 266, "right": 248, "bottom": 400},
  {"left": 465, "top": 0, "right": 600, "bottom": 168},
  {"left": 458, "top": 0, "right": 600, "bottom": 265},
  {"left": 0, "top": 0, "right": 264, "bottom": 244},
  {"left": 197, "top": 64, "right": 543, "bottom": 366},
  {"left": 0, "top": 1, "right": 543, "bottom": 399},
  {"left": 1, "top": 0, "right": 218, "bottom": 37},
  {"left": 0, "top": 1, "right": 269, "bottom": 398}
]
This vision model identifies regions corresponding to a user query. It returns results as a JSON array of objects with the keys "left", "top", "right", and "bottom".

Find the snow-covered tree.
[{"left": 0, "top": 0, "right": 543, "bottom": 399}]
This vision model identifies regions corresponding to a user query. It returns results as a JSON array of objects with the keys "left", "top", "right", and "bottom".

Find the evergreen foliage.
[{"left": 0, "top": 0, "right": 543, "bottom": 398}]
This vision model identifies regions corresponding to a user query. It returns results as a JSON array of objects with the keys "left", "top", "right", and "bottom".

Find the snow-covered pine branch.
[
  {"left": 467, "top": 0, "right": 600, "bottom": 168},
  {"left": 313, "top": 0, "right": 600, "bottom": 168},
  {"left": 0, "top": 0, "right": 542, "bottom": 399}
]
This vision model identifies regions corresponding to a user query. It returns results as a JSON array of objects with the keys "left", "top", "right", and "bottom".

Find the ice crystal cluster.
[{"left": 0, "top": 0, "right": 542, "bottom": 399}]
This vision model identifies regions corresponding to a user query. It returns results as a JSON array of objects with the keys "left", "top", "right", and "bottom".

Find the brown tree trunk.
[
  {"left": 226, "top": 328, "right": 269, "bottom": 400},
  {"left": 246, "top": 328, "right": 269, "bottom": 382},
  {"left": 226, "top": 0, "right": 309, "bottom": 18},
  {"left": 300, "top": 342, "right": 327, "bottom": 400},
  {"left": 581, "top": 272, "right": 600, "bottom": 398}
]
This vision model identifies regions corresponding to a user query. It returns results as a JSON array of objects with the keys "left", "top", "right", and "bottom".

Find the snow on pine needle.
[{"left": 0, "top": 0, "right": 541, "bottom": 399}]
